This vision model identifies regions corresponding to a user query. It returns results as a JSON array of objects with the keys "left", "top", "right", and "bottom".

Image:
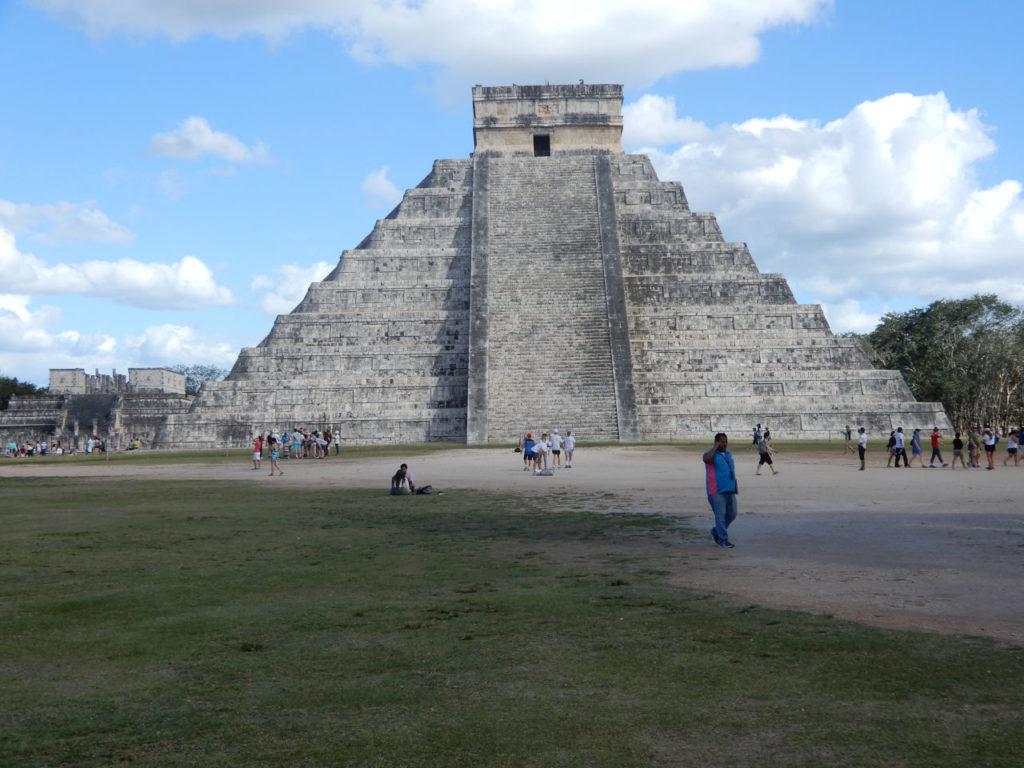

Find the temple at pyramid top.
[{"left": 473, "top": 83, "right": 625, "bottom": 155}]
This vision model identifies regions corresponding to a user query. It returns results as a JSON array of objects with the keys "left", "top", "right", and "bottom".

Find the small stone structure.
[
  {"left": 2, "top": 84, "right": 949, "bottom": 450},
  {"left": 1, "top": 368, "right": 189, "bottom": 451}
]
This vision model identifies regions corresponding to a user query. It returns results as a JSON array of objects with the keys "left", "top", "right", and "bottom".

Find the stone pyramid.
[{"left": 156, "top": 83, "right": 948, "bottom": 448}]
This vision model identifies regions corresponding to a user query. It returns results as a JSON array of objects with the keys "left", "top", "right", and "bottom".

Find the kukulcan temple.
[{"left": 1, "top": 84, "right": 949, "bottom": 450}]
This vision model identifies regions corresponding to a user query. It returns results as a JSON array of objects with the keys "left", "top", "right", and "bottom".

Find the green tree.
[
  {"left": 864, "top": 295, "right": 1024, "bottom": 430},
  {"left": 168, "top": 364, "right": 229, "bottom": 396},
  {"left": 0, "top": 375, "right": 46, "bottom": 410}
]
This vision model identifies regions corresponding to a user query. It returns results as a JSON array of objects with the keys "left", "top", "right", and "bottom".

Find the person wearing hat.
[
  {"left": 549, "top": 429, "right": 564, "bottom": 468},
  {"left": 521, "top": 433, "right": 536, "bottom": 471}
]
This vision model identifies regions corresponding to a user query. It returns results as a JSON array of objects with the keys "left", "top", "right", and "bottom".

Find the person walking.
[
  {"left": 1003, "top": 430, "right": 1019, "bottom": 466},
  {"left": 267, "top": 437, "right": 284, "bottom": 476},
  {"left": 908, "top": 428, "right": 925, "bottom": 467},
  {"left": 857, "top": 427, "right": 867, "bottom": 471},
  {"left": 755, "top": 432, "right": 778, "bottom": 475},
  {"left": 886, "top": 430, "right": 897, "bottom": 467},
  {"left": 928, "top": 427, "right": 947, "bottom": 467},
  {"left": 951, "top": 432, "right": 967, "bottom": 469},
  {"left": 703, "top": 432, "right": 738, "bottom": 548},
  {"left": 894, "top": 427, "right": 909, "bottom": 468},
  {"left": 842, "top": 424, "right": 854, "bottom": 455}
]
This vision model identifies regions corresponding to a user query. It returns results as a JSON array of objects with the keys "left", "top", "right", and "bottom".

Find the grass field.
[{"left": 2, "top": 477, "right": 1022, "bottom": 767}]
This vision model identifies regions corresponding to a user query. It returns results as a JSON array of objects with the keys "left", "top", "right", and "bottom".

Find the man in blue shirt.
[{"left": 703, "top": 432, "right": 738, "bottom": 548}]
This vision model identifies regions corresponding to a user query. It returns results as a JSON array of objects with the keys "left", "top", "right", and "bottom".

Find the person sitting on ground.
[{"left": 391, "top": 463, "right": 416, "bottom": 494}]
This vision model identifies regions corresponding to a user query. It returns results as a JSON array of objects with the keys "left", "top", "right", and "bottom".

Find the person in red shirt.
[
  {"left": 929, "top": 427, "right": 947, "bottom": 468},
  {"left": 252, "top": 433, "right": 264, "bottom": 470}
]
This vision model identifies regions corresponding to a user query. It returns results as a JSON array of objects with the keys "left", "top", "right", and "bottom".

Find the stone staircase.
[
  {"left": 477, "top": 154, "right": 622, "bottom": 442},
  {"left": 608, "top": 154, "right": 948, "bottom": 437},
  {"left": 157, "top": 160, "right": 475, "bottom": 448}
]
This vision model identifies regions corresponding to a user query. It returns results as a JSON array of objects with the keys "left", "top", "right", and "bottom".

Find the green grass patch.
[{"left": 1, "top": 478, "right": 1021, "bottom": 767}]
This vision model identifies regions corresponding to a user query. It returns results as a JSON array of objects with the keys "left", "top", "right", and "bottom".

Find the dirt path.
[{"left": 4, "top": 445, "right": 1022, "bottom": 644}]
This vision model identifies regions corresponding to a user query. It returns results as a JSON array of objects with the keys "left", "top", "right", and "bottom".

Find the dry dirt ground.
[{"left": 4, "top": 444, "right": 1022, "bottom": 645}]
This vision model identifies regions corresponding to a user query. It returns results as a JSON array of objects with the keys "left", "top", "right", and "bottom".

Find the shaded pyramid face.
[{"left": 157, "top": 84, "right": 948, "bottom": 448}]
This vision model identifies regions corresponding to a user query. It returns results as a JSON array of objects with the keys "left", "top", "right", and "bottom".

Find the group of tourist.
[
  {"left": 518, "top": 429, "right": 576, "bottom": 474},
  {"left": 251, "top": 428, "right": 336, "bottom": 472},
  {"left": 2, "top": 436, "right": 104, "bottom": 457},
  {"left": 857, "top": 424, "right": 1023, "bottom": 471}
]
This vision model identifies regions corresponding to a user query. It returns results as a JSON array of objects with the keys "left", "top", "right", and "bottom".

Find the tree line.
[{"left": 851, "top": 294, "right": 1024, "bottom": 432}]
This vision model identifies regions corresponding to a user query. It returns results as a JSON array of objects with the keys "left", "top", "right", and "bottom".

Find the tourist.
[
  {"left": 521, "top": 433, "right": 536, "bottom": 471},
  {"left": 842, "top": 424, "right": 854, "bottom": 455},
  {"left": 281, "top": 430, "right": 291, "bottom": 459},
  {"left": 752, "top": 423, "right": 762, "bottom": 450},
  {"left": 1003, "top": 430, "right": 1019, "bottom": 466},
  {"left": 951, "top": 432, "right": 967, "bottom": 469},
  {"left": 533, "top": 432, "right": 550, "bottom": 472},
  {"left": 968, "top": 425, "right": 982, "bottom": 468},
  {"left": 928, "top": 427, "right": 947, "bottom": 467},
  {"left": 703, "top": 432, "right": 738, "bottom": 548},
  {"left": 755, "top": 432, "right": 778, "bottom": 475},
  {"left": 894, "top": 427, "right": 909, "bottom": 468},
  {"left": 549, "top": 429, "right": 564, "bottom": 468},
  {"left": 761, "top": 427, "right": 775, "bottom": 455},
  {"left": 390, "top": 463, "right": 415, "bottom": 494},
  {"left": 983, "top": 428, "right": 997, "bottom": 470},
  {"left": 886, "top": 430, "right": 897, "bottom": 467},
  {"left": 267, "top": 437, "right": 284, "bottom": 476},
  {"left": 564, "top": 430, "right": 575, "bottom": 468},
  {"left": 252, "top": 433, "right": 264, "bottom": 470},
  {"left": 908, "top": 428, "right": 925, "bottom": 467},
  {"left": 857, "top": 427, "right": 867, "bottom": 471}
]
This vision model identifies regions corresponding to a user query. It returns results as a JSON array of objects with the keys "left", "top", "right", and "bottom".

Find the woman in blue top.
[{"left": 703, "top": 432, "right": 738, "bottom": 548}]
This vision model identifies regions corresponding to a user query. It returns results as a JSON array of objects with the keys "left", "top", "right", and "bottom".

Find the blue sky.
[{"left": 2, "top": 0, "right": 1023, "bottom": 386}]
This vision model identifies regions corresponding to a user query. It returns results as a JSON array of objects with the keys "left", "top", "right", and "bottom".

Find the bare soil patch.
[{"left": 4, "top": 444, "right": 1022, "bottom": 644}]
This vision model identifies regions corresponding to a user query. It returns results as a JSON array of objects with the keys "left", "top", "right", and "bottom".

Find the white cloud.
[
  {"left": 0, "top": 225, "right": 235, "bottom": 309},
  {"left": 251, "top": 260, "right": 334, "bottom": 316},
  {"left": 629, "top": 91, "right": 1024, "bottom": 331},
  {"left": 361, "top": 166, "right": 403, "bottom": 208},
  {"left": 148, "top": 116, "right": 273, "bottom": 164},
  {"left": 622, "top": 94, "right": 711, "bottom": 146},
  {"left": 156, "top": 168, "right": 187, "bottom": 199},
  {"left": 30, "top": 0, "right": 831, "bottom": 86},
  {"left": 0, "top": 294, "right": 84, "bottom": 354},
  {"left": 0, "top": 199, "right": 134, "bottom": 245},
  {"left": 123, "top": 324, "right": 238, "bottom": 367},
  {"left": 0, "top": 298, "right": 240, "bottom": 384}
]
